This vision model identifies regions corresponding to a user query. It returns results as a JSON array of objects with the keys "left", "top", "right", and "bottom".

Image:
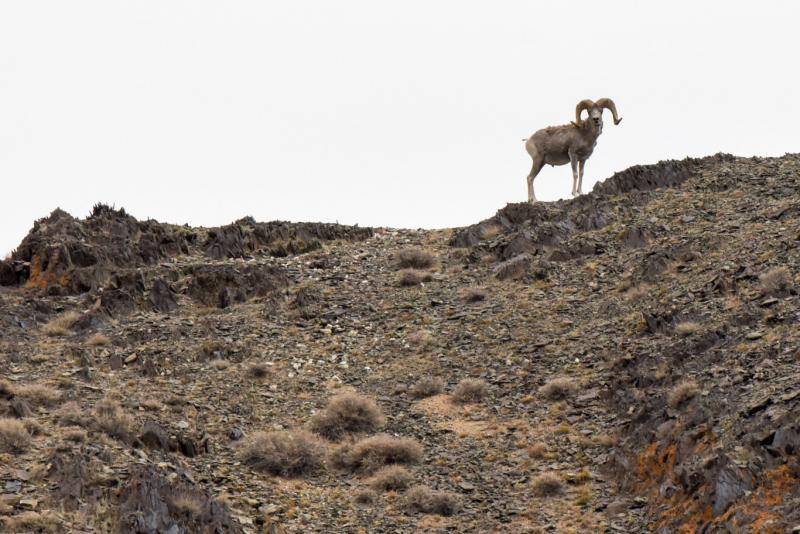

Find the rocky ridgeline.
[
  {"left": 0, "top": 205, "right": 372, "bottom": 321},
  {"left": 0, "top": 153, "right": 799, "bottom": 533}
]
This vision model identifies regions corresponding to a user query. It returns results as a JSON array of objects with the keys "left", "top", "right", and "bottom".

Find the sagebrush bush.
[
  {"left": 86, "top": 333, "right": 111, "bottom": 347},
  {"left": 57, "top": 401, "right": 90, "bottom": 427},
  {"left": 398, "top": 270, "right": 432, "bottom": 287},
  {"left": 667, "top": 380, "right": 700, "bottom": 409},
  {"left": 237, "top": 430, "right": 324, "bottom": 477},
  {"left": 367, "top": 465, "right": 413, "bottom": 492},
  {"left": 409, "top": 377, "right": 444, "bottom": 399},
  {"left": 330, "top": 434, "right": 422, "bottom": 474},
  {"left": 451, "top": 379, "right": 488, "bottom": 404},
  {"left": 538, "top": 377, "right": 576, "bottom": 401},
  {"left": 13, "top": 383, "right": 61, "bottom": 406},
  {"left": 405, "top": 485, "right": 461, "bottom": 516},
  {"left": 246, "top": 362, "right": 271, "bottom": 380},
  {"left": 41, "top": 311, "right": 81, "bottom": 337},
  {"left": 395, "top": 249, "right": 435, "bottom": 270},
  {"left": 759, "top": 266, "right": 792, "bottom": 296},
  {"left": 532, "top": 473, "right": 563, "bottom": 497},
  {"left": 93, "top": 398, "right": 135, "bottom": 443},
  {"left": 310, "top": 393, "right": 385, "bottom": 440},
  {"left": 353, "top": 488, "right": 378, "bottom": 506},
  {"left": 0, "top": 417, "right": 31, "bottom": 453},
  {"left": 674, "top": 321, "right": 701, "bottom": 337}
]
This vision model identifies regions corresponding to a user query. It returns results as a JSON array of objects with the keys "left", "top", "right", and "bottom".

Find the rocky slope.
[{"left": 0, "top": 153, "right": 799, "bottom": 533}]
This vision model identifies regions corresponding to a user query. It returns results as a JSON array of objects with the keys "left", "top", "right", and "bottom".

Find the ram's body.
[{"left": 524, "top": 98, "right": 621, "bottom": 202}]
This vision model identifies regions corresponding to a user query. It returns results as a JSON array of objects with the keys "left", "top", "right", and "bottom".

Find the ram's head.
[{"left": 574, "top": 98, "right": 622, "bottom": 128}]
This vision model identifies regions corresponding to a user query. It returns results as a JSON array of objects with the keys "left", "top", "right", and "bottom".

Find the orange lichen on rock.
[{"left": 25, "top": 253, "right": 70, "bottom": 290}]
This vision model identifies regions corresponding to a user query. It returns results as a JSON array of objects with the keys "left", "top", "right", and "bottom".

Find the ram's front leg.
[
  {"left": 577, "top": 159, "right": 586, "bottom": 195},
  {"left": 569, "top": 153, "right": 579, "bottom": 197}
]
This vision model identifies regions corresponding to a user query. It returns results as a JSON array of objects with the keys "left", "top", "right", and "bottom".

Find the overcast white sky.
[{"left": 1, "top": 1, "right": 798, "bottom": 255}]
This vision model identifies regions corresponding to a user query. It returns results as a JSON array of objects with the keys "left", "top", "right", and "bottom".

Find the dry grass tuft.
[
  {"left": 527, "top": 442, "right": 547, "bottom": 459},
  {"left": 41, "top": 310, "right": 82, "bottom": 337},
  {"left": 169, "top": 493, "right": 204, "bottom": 517},
  {"left": 246, "top": 362, "right": 271, "bottom": 380},
  {"left": 451, "top": 378, "right": 489, "bottom": 404},
  {"left": 367, "top": 465, "right": 413, "bottom": 492},
  {"left": 667, "top": 380, "right": 700, "bottom": 409},
  {"left": 238, "top": 430, "right": 324, "bottom": 477},
  {"left": 353, "top": 488, "right": 379, "bottom": 506},
  {"left": 462, "top": 288, "right": 487, "bottom": 303},
  {"left": 330, "top": 434, "right": 423, "bottom": 474},
  {"left": 0, "top": 511, "right": 61, "bottom": 533},
  {"left": 209, "top": 358, "right": 231, "bottom": 370},
  {"left": 395, "top": 248, "right": 435, "bottom": 270},
  {"left": 478, "top": 224, "right": 503, "bottom": 240},
  {"left": 407, "top": 330, "right": 435, "bottom": 350},
  {"left": 14, "top": 383, "right": 61, "bottom": 406},
  {"left": 405, "top": 485, "right": 461, "bottom": 516},
  {"left": 398, "top": 269, "right": 432, "bottom": 287},
  {"left": 409, "top": 377, "right": 444, "bottom": 399},
  {"left": 310, "top": 393, "right": 385, "bottom": 440},
  {"left": 63, "top": 428, "right": 88, "bottom": 443},
  {"left": 93, "top": 398, "right": 135, "bottom": 443},
  {"left": 674, "top": 321, "right": 701, "bottom": 337},
  {"left": 86, "top": 333, "right": 111, "bottom": 347},
  {"left": 532, "top": 473, "right": 564, "bottom": 497},
  {"left": 56, "top": 401, "right": 90, "bottom": 427},
  {"left": 759, "top": 266, "right": 792, "bottom": 296},
  {"left": 539, "top": 377, "right": 577, "bottom": 401},
  {"left": 0, "top": 417, "right": 31, "bottom": 453}
]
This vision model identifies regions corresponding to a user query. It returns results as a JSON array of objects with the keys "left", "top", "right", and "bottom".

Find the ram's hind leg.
[{"left": 527, "top": 149, "right": 545, "bottom": 203}]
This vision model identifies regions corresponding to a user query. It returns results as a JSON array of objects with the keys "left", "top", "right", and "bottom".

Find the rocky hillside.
[{"left": 1, "top": 153, "right": 799, "bottom": 533}]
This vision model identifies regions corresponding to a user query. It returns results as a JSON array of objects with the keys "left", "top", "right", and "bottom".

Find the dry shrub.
[
  {"left": 478, "top": 224, "right": 503, "bottom": 240},
  {"left": 310, "top": 393, "right": 385, "bottom": 440},
  {"left": 462, "top": 288, "right": 487, "bottom": 303},
  {"left": 759, "top": 266, "right": 792, "bottom": 296},
  {"left": 667, "top": 380, "right": 700, "bottom": 409},
  {"left": 532, "top": 473, "right": 564, "bottom": 497},
  {"left": 527, "top": 442, "right": 547, "bottom": 459},
  {"left": 140, "top": 398, "right": 163, "bottom": 412},
  {"left": 398, "top": 269, "right": 432, "bottom": 287},
  {"left": 409, "top": 377, "right": 444, "bottom": 399},
  {"left": 451, "top": 378, "right": 489, "bottom": 404},
  {"left": 87, "top": 333, "right": 111, "bottom": 347},
  {"left": 367, "top": 465, "right": 413, "bottom": 492},
  {"left": 396, "top": 249, "right": 435, "bottom": 270},
  {"left": 330, "top": 434, "right": 423, "bottom": 474},
  {"left": 237, "top": 430, "right": 324, "bottom": 477},
  {"left": 539, "top": 377, "right": 576, "bottom": 401},
  {"left": 0, "top": 511, "right": 61, "bottom": 533},
  {"left": 63, "top": 428, "right": 88, "bottom": 443},
  {"left": 674, "top": 321, "right": 701, "bottom": 337},
  {"left": 624, "top": 286, "right": 649, "bottom": 302},
  {"left": 14, "top": 383, "right": 61, "bottom": 406},
  {"left": 209, "top": 359, "right": 230, "bottom": 370},
  {"left": 407, "top": 330, "right": 435, "bottom": 350},
  {"left": 94, "top": 398, "right": 135, "bottom": 443},
  {"left": 405, "top": 485, "right": 461, "bottom": 516},
  {"left": 246, "top": 362, "right": 271, "bottom": 380},
  {"left": 41, "top": 311, "right": 82, "bottom": 337},
  {"left": 353, "top": 488, "right": 378, "bottom": 506},
  {"left": 494, "top": 254, "right": 530, "bottom": 281},
  {"left": 169, "top": 492, "right": 204, "bottom": 517},
  {"left": 57, "top": 401, "right": 90, "bottom": 427},
  {"left": 0, "top": 417, "right": 31, "bottom": 453}
]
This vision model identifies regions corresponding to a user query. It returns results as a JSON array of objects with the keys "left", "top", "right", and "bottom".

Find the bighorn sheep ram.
[{"left": 523, "top": 98, "right": 622, "bottom": 202}]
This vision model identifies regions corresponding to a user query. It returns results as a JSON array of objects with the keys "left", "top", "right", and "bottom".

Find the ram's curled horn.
[
  {"left": 574, "top": 99, "right": 595, "bottom": 123},
  {"left": 596, "top": 98, "right": 622, "bottom": 125}
]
